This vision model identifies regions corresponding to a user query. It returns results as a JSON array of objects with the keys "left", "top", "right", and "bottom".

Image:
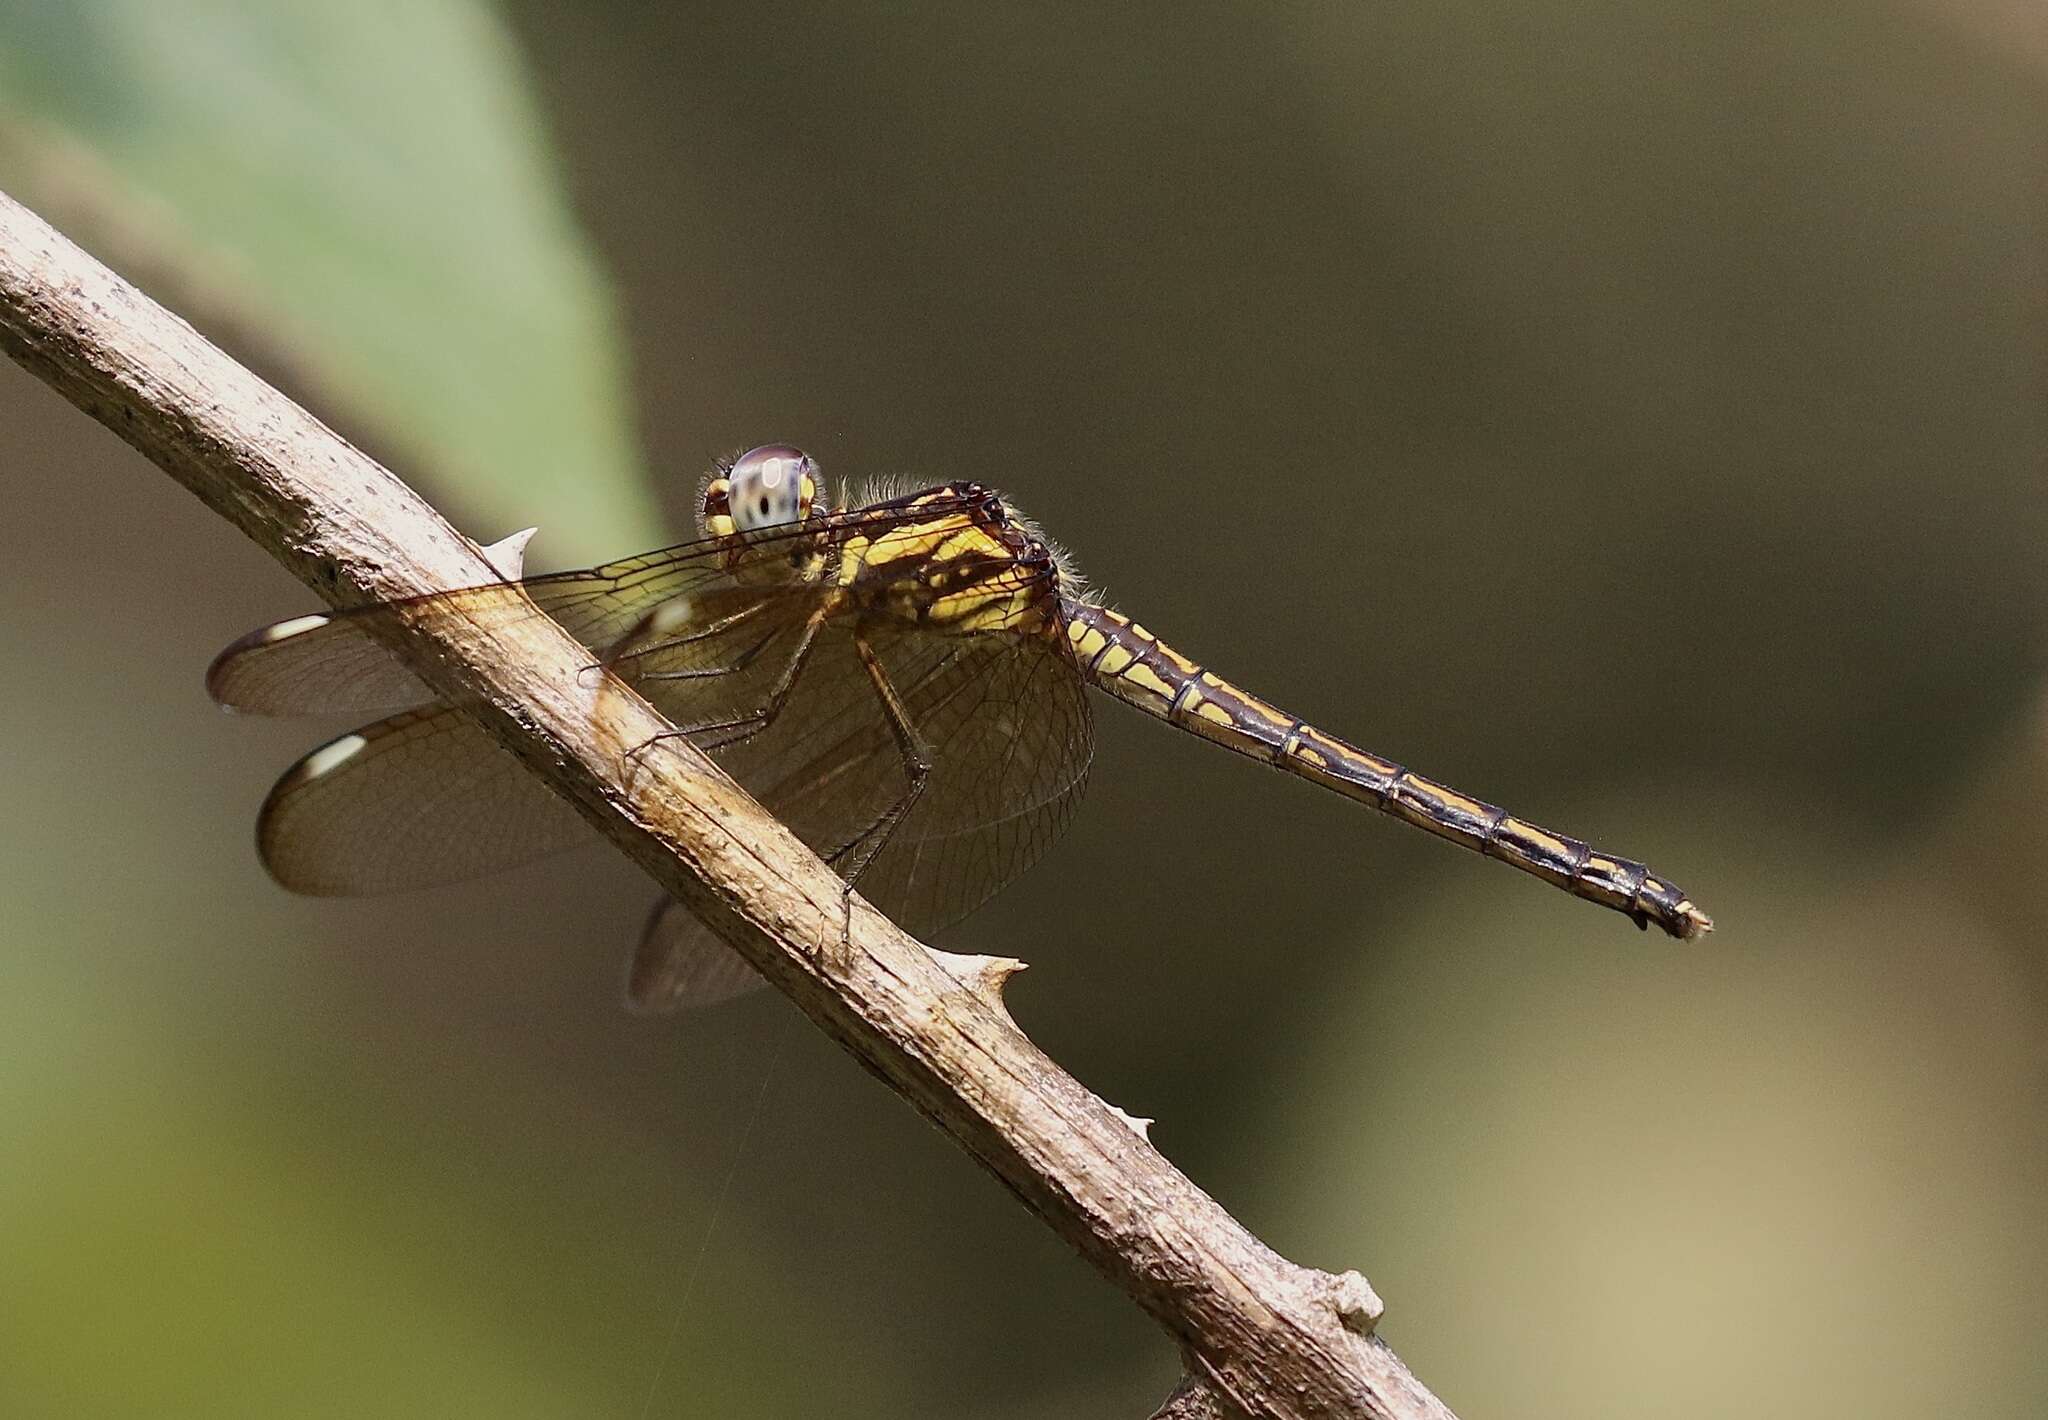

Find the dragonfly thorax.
[{"left": 700, "top": 444, "right": 825, "bottom": 540}]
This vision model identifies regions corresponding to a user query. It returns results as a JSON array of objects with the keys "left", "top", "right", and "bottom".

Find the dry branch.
[{"left": 0, "top": 187, "right": 1455, "bottom": 1420}]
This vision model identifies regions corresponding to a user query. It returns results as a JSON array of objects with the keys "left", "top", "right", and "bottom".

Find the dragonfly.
[{"left": 209, "top": 445, "right": 1711, "bottom": 1011}]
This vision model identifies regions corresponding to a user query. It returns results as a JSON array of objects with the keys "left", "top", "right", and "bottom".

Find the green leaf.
[{"left": 0, "top": 0, "right": 660, "bottom": 558}]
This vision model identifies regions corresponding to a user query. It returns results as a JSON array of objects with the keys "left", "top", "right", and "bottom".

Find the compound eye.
[{"left": 727, "top": 444, "right": 818, "bottom": 533}]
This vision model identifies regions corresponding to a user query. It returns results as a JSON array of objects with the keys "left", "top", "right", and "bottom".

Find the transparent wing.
[
  {"left": 625, "top": 900, "right": 769, "bottom": 1013},
  {"left": 258, "top": 708, "right": 590, "bottom": 895},
  {"left": 849, "top": 614, "right": 1092, "bottom": 923},
  {"left": 624, "top": 613, "right": 1092, "bottom": 1013},
  {"left": 255, "top": 591, "right": 826, "bottom": 893},
  {"left": 207, "top": 496, "right": 981, "bottom": 716},
  {"left": 249, "top": 566, "right": 1090, "bottom": 909}
]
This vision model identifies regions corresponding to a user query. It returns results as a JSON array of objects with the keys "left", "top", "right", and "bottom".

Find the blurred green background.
[{"left": 2, "top": 2, "right": 2043, "bottom": 1416}]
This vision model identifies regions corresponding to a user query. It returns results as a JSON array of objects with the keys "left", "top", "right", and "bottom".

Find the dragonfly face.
[
  {"left": 209, "top": 446, "right": 1707, "bottom": 1015},
  {"left": 695, "top": 444, "right": 832, "bottom": 589},
  {"left": 704, "top": 444, "right": 824, "bottom": 539}
]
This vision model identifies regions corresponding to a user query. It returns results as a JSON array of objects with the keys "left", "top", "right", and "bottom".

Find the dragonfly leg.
[
  {"left": 579, "top": 597, "right": 775, "bottom": 692},
  {"left": 623, "top": 605, "right": 829, "bottom": 778},
  {"left": 815, "top": 632, "right": 935, "bottom": 958},
  {"left": 631, "top": 624, "right": 783, "bottom": 685}
]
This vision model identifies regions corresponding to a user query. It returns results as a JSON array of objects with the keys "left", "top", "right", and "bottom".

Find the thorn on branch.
[
  {"left": 1109, "top": 1102, "right": 1156, "bottom": 1142},
  {"left": 479, "top": 526, "right": 537, "bottom": 578},
  {"left": 1317, "top": 1268, "right": 1385, "bottom": 1335},
  {"left": 926, "top": 948, "right": 1028, "bottom": 1012}
]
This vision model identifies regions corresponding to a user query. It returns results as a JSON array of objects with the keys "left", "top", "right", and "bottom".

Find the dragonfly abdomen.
[{"left": 1065, "top": 602, "right": 1710, "bottom": 940}]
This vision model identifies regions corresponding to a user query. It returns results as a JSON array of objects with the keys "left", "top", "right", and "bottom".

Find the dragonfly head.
[{"left": 701, "top": 445, "right": 826, "bottom": 539}]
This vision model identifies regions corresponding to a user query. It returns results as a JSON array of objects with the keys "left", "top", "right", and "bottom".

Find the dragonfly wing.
[
  {"left": 254, "top": 594, "right": 825, "bottom": 893},
  {"left": 854, "top": 616, "right": 1092, "bottom": 931},
  {"left": 258, "top": 706, "right": 590, "bottom": 894},
  {"left": 210, "top": 615, "right": 441, "bottom": 719},
  {"left": 208, "top": 564, "right": 736, "bottom": 717},
  {"left": 207, "top": 500, "right": 979, "bottom": 718},
  {"left": 626, "top": 613, "right": 1092, "bottom": 1015},
  {"left": 623, "top": 898, "right": 768, "bottom": 1013}
]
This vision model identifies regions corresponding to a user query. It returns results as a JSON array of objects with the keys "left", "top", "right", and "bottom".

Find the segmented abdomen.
[{"left": 1064, "top": 602, "right": 1709, "bottom": 940}]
